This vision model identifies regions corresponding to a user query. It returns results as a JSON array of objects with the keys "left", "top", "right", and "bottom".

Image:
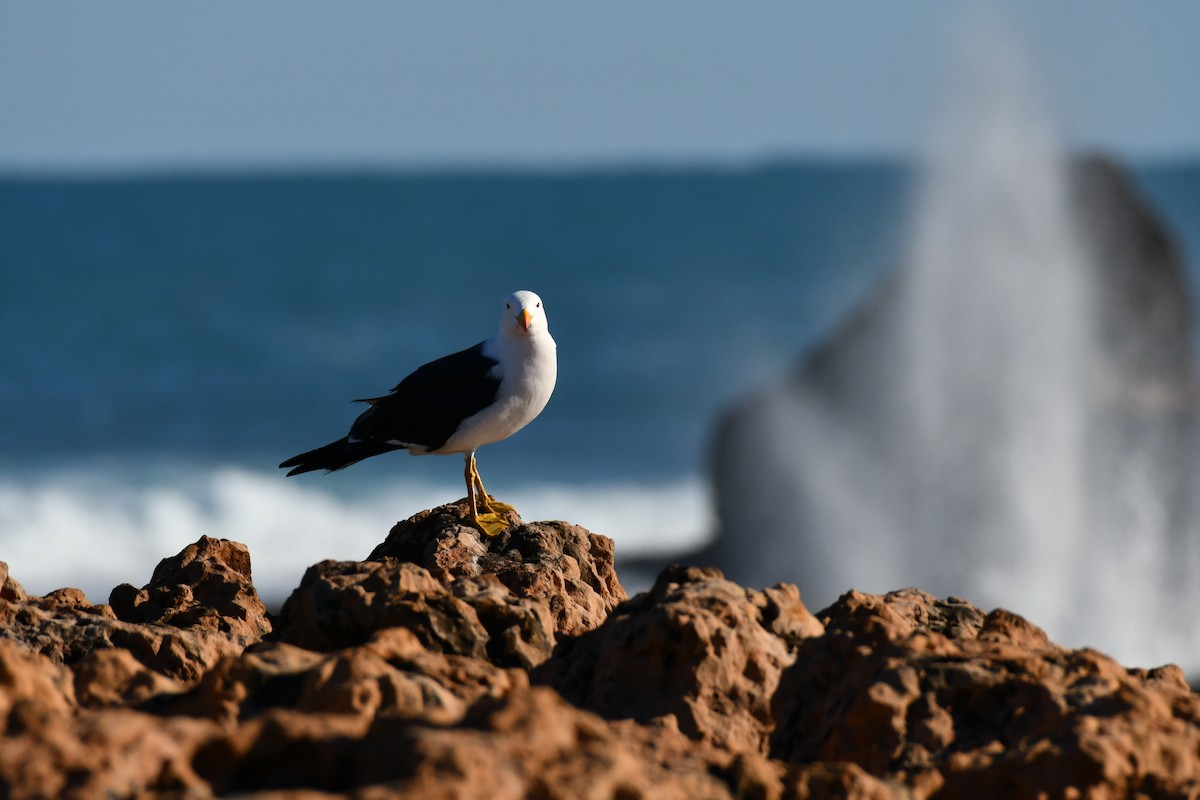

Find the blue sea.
[{"left": 2, "top": 161, "right": 1199, "bottom": 603}]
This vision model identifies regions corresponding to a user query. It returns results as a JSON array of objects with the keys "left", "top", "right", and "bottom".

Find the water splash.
[
  {"left": 902, "top": 9, "right": 1095, "bottom": 633},
  {"left": 892, "top": 12, "right": 1200, "bottom": 666},
  {"left": 712, "top": 8, "right": 1200, "bottom": 670}
]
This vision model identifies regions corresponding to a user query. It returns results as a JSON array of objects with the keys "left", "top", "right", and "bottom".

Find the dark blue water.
[
  {"left": 0, "top": 163, "right": 909, "bottom": 480},
  {"left": 1, "top": 160, "right": 1197, "bottom": 600}
]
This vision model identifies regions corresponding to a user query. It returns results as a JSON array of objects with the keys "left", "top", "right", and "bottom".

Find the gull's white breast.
[{"left": 437, "top": 331, "right": 557, "bottom": 454}]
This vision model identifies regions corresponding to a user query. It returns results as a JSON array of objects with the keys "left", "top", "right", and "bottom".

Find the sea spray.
[
  {"left": 899, "top": 11, "right": 1200, "bottom": 667},
  {"left": 710, "top": 8, "right": 1200, "bottom": 670},
  {"left": 901, "top": 8, "right": 1095, "bottom": 636}
]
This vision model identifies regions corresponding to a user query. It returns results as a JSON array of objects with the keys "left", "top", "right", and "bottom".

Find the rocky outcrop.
[
  {"left": 538, "top": 564, "right": 824, "bottom": 754},
  {"left": 367, "top": 498, "right": 626, "bottom": 635},
  {"left": 0, "top": 535, "right": 272, "bottom": 799},
  {"left": 773, "top": 588, "right": 1200, "bottom": 798},
  {"left": 271, "top": 498, "right": 626, "bottom": 669},
  {"left": 2, "top": 502, "right": 1199, "bottom": 798},
  {"left": 0, "top": 536, "right": 268, "bottom": 690},
  {"left": 108, "top": 536, "right": 270, "bottom": 640}
]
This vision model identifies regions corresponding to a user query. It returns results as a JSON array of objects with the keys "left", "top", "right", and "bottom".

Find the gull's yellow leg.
[
  {"left": 466, "top": 452, "right": 510, "bottom": 537},
  {"left": 464, "top": 454, "right": 479, "bottom": 518},
  {"left": 471, "top": 455, "right": 515, "bottom": 514}
]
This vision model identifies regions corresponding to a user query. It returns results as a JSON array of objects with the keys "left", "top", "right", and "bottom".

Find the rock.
[
  {"left": 0, "top": 536, "right": 270, "bottom": 688},
  {"left": 270, "top": 559, "right": 492, "bottom": 657},
  {"left": 361, "top": 627, "right": 527, "bottom": 711},
  {"left": 109, "top": 535, "right": 271, "bottom": 639},
  {"left": 4, "top": 515, "right": 1200, "bottom": 798},
  {"left": 167, "top": 628, "right": 524, "bottom": 729},
  {"left": 284, "top": 635, "right": 473, "bottom": 725},
  {"left": 269, "top": 558, "right": 556, "bottom": 669},
  {"left": 785, "top": 763, "right": 911, "bottom": 800},
  {"left": 0, "top": 639, "right": 76, "bottom": 722},
  {"left": 194, "top": 686, "right": 737, "bottom": 798},
  {"left": 1073, "top": 158, "right": 1196, "bottom": 398},
  {"left": 537, "top": 564, "right": 824, "bottom": 754},
  {"left": 73, "top": 648, "right": 185, "bottom": 709},
  {"left": 0, "top": 562, "right": 28, "bottom": 602},
  {"left": 0, "top": 637, "right": 217, "bottom": 800},
  {"left": 769, "top": 588, "right": 1200, "bottom": 798},
  {"left": 0, "top": 588, "right": 227, "bottom": 686},
  {"left": 272, "top": 500, "right": 625, "bottom": 669},
  {"left": 0, "top": 705, "right": 218, "bottom": 800},
  {"left": 368, "top": 498, "right": 626, "bottom": 635},
  {"left": 385, "top": 687, "right": 736, "bottom": 800}
]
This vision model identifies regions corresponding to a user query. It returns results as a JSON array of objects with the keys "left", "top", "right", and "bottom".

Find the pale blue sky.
[{"left": 1, "top": 1, "right": 1197, "bottom": 172}]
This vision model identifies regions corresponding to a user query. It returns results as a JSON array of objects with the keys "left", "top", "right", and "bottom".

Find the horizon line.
[{"left": 2, "top": 148, "right": 1198, "bottom": 182}]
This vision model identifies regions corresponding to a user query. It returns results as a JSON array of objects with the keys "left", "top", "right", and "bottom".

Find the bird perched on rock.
[{"left": 280, "top": 290, "right": 557, "bottom": 536}]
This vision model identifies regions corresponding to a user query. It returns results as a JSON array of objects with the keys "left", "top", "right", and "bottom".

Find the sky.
[{"left": 1, "top": 1, "right": 1198, "bottom": 173}]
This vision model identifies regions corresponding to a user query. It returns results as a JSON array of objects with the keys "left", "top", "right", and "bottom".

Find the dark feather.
[
  {"left": 278, "top": 437, "right": 401, "bottom": 476},
  {"left": 280, "top": 340, "right": 502, "bottom": 475},
  {"left": 347, "top": 340, "right": 501, "bottom": 451}
]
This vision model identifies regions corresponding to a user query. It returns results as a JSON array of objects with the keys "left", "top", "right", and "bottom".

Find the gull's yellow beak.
[{"left": 519, "top": 308, "right": 533, "bottom": 331}]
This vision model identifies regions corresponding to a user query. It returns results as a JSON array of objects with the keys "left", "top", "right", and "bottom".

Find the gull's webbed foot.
[
  {"left": 473, "top": 511, "right": 511, "bottom": 538},
  {"left": 482, "top": 497, "right": 516, "bottom": 515}
]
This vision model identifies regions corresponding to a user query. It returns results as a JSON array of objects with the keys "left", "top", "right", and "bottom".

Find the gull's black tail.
[{"left": 279, "top": 437, "right": 401, "bottom": 476}]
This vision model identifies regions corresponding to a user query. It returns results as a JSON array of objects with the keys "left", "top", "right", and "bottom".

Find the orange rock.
[
  {"left": 771, "top": 587, "right": 1200, "bottom": 798},
  {"left": 0, "top": 537, "right": 268, "bottom": 686},
  {"left": 0, "top": 561, "right": 27, "bottom": 602},
  {"left": 0, "top": 639, "right": 76, "bottom": 722},
  {"left": 273, "top": 502, "right": 624, "bottom": 669},
  {"left": 538, "top": 564, "right": 825, "bottom": 754},
  {"left": 109, "top": 535, "right": 271, "bottom": 639},
  {"left": 73, "top": 648, "right": 185, "bottom": 708},
  {"left": 368, "top": 498, "right": 627, "bottom": 636},
  {"left": 4, "top": 508, "right": 1200, "bottom": 799},
  {"left": 270, "top": 559, "right": 494, "bottom": 657}
]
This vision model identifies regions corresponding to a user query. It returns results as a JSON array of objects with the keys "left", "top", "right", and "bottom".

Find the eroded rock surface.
[
  {"left": 271, "top": 498, "right": 625, "bottom": 670},
  {"left": 109, "top": 535, "right": 270, "bottom": 640},
  {"left": 539, "top": 564, "right": 824, "bottom": 754},
  {"left": 0, "top": 538, "right": 271, "bottom": 799},
  {"left": 2, "top": 506, "right": 1199, "bottom": 799},
  {"left": 771, "top": 588, "right": 1200, "bottom": 798},
  {"left": 368, "top": 497, "right": 626, "bottom": 635},
  {"left": 0, "top": 536, "right": 268, "bottom": 689},
  {"left": 194, "top": 686, "right": 738, "bottom": 799}
]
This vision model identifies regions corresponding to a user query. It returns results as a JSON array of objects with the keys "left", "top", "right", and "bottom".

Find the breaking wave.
[{"left": 0, "top": 465, "right": 711, "bottom": 603}]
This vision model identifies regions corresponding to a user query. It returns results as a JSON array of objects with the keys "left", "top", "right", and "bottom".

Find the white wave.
[{"left": 0, "top": 467, "right": 712, "bottom": 603}]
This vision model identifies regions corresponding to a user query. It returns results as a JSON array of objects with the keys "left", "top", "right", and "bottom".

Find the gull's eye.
[
  {"left": 536, "top": 302, "right": 541, "bottom": 308},
  {"left": 506, "top": 303, "right": 511, "bottom": 309}
]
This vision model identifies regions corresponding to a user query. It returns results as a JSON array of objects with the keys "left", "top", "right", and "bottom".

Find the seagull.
[{"left": 280, "top": 290, "right": 557, "bottom": 536}]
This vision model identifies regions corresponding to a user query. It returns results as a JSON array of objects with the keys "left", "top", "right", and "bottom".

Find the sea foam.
[{"left": 0, "top": 466, "right": 711, "bottom": 603}]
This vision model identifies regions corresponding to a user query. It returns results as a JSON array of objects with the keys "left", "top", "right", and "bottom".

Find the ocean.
[{"left": 2, "top": 161, "right": 1199, "bottom": 608}]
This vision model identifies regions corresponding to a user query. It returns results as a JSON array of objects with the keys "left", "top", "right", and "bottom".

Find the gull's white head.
[{"left": 499, "top": 290, "right": 549, "bottom": 337}]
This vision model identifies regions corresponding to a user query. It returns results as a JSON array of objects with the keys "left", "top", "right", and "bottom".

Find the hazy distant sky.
[{"left": 1, "top": 1, "right": 1197, "bottom": 172}]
